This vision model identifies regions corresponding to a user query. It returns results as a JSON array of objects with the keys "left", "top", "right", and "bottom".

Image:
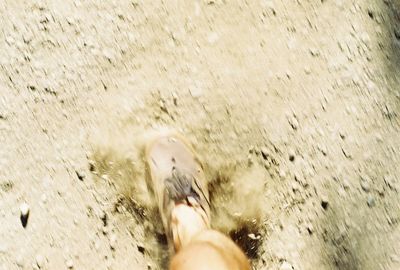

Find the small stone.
[
  {"left": 172, "top": 92, "right": 178, "bottom": 106},
  {"left": 309, "top": 48, "right": 320, "bottom": 57},
  {"left": 137, "top": 244, "right": 145, "bottom": 254},
  {"left": 288, "top": 149, "right": 295, "bottom": 162},
  {"left": 247, "top": 154, "right": 253, "bottom": 166},
  {"left": 394, "top": 29, "right": 400, "bottom": 40},
  {"left": 367, "top": 9, "right": 374, "bottom": 19},
  {"left": 40, "top": 194, "right": 47, "bottom": 204},
  {"left": 75, "top": 170, "right": 86, "bottom": 181},
  {"left": 15, "top": 255, "right": 24, "bottom": 267},
  {"left": 291, "top": 182, "right": 301, "bottom": 192},
  {"left": 102, "top": 48, "right": 115, "bottom": 62},
  {"left": 342, "top": 146, "right": 352, "bottom": 159},
  {"left": 94, "top": 240, "right": 101, "bottom": 251},
  {"left": 318, "top": 144, "right": 328, "bottom": 156},
  {"left": 66, "top": 259, "right": 74, "bottom": 269},
  {"left": 189, "top": 85, "right": 203, "bottom": 98},
  {"left": 36, "top": 254, "right": 44, "bottom": 268},
  {"left": 342, "top": 179, "right": 350, "bottom": 189},
  {"left": 375, "top": 133, "right": 383, "bottom": 142},
  {"left": 100, "top": 211, "right": 108, "bottom": 227},
  {"left": 280, "top": 261, "right": 294, "bottom": 270},
  {"left": 20, "top": 203, "right": 30, "bottom": 228},
  {"left": 260, "top": 147, "right": 269, "bottom": 159},
  {"left": 390, "top": 254, "right": 400, "bottom": 263},
  {"left": 367, "top": 195, "right": 375, "bottom": 207},
  {"left": 109, "top": 234, "right": 117, "bottom": 250},
  {"left": 384, "top": 175, "right": 396, "bottom": 190},
  {"left": 360, "top": 32, "right": 370, "bottom": 45},
  {"left": 207, "top": 32, "right": 219, "bottom": 44},
  {"left": 360, "top": 181, "right": 370, "bottom": 192},
  {"left": 248, "top": 233, "right": 261, "bottom": 240},
  {"left": 306, "top": 223, "right": 314, "bottom": 234},
  {"left": 288, "top": 116, "right": 299, "bottom": 130},
  {"left": 5, "top": 36, "right": 15, "bottom": 45},
  {"left": 279, "top": 169, "right": 286, "bottom": 179},
  {"left": 321, "top": 196, "right": 329, "bottom": 210}
]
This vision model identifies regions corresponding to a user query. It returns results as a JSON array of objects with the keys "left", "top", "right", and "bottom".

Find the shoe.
[{"left": 145, "top": 132, "right": 211, "bottom": 251}]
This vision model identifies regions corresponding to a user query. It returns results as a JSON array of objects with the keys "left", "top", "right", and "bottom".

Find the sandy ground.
[{"left": 1, "top": 0, "right": 400, "bottom": 269}]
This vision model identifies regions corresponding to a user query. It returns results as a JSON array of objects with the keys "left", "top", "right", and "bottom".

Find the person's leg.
[{"left": 170, "top": 229, "right": 250, "bottom": 270}]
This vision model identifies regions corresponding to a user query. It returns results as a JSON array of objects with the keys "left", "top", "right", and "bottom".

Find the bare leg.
[{"left": 170, "top": 228, "right": 250, "bottom": 270}]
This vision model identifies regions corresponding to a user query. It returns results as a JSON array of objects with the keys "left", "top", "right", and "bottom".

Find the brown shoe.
[{"left": 145, "top": 132, "right": 211, "bottom": 252}]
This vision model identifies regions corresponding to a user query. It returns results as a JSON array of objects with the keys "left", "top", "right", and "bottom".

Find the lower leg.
[{"left": 170, "top": 229, "right": 251, "bottom": 270}]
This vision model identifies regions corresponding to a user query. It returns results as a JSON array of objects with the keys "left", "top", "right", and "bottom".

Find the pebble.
[
  {"left": 172, "top": 92, "right": 178, "bottom": 106},
  {"left": 66, "top": 259, "right": 74, "bottom": 269},
  {"left": 109, "top": 234, "right": 117, "bottom": 250},
  {"left": 102, "top": 48, "right": 115, "bottom": 62},
  {"left": 360, "top": 181, "right": 370, "bottom": 192},
  {"left": 280, "top": 261, "right": 294, "bottom": 270},
  {"left": 375, "top": 133, "right": 383, "bottom": 143},
  {"left": 390, "top": 254, "right": 400, "bottom": 263},
  {"left": 291, "top": 182, "right": 300, "bottom": 192},
  {"left": 102, "top": 226, "right": 109, "bottom": 235},
  {"left": 342, "top": 179, "right": 350, "bottom": 189},
  {"left": 384, "top": 175, "right": 396, "bottom": 190},
  {"left": 207, "top": 32, "right": 219, "bottom": 44},
  {"left": 279, "top": 169, "right": 286, "bottom": 179},
  {"left": 100, "top": 211, "right": 108, "bottom": 227},
  {"left": 247, "top": 233, "right": 261, "bottom": 240},
  {"left": 20, "top": 203, "right": 30, "bottom": 228},
  {"left": 318, "top": 144, "right": 328, "bottom": 156},
  {"left": 94, "top": 240, "right": 101, "bottom": 251},
  {"left": 360, "top": 32, "right": 370, "bottom": 45},
  {"left": 321, "top": 196, "right": 329, "bottom": 210},
  {"left": 306, "top": 223, "right": 314, "bottom": 235},
  {"left": 394, "top": 28, "right": 400, "bottom": 40},
  {"left": 288, "top": 116, "right": 299, "bottom": 130},
  {"left": 341, "top": 146, "right": 352, "bottom": 159},
  {"left": 41, "top": 194, "right": 47, "bottom": 204},
  {"left": 15, "top": 255, "right": 24, "bottom": 267},
  {"left": 35, "top": 254, "right": 44, "bottom": 268},
  {"left": 137, "top": 243, "right": 145, "bottom": 254},
  {"left": 287, "top": 38, "right": 297, "bottom": 50},
  {"left": 288, "top": 149, "right": 295, "bottom": 162},
  {"left": 5, "top": 36, "right": 15, "bottom": 45},
  {"left": 75, "top": 170, "right": 86, "bottom": 181},
  {"left": 189, "top": 85, "right": 203, "bottom": 98},
  {"left": 367, "top": 195, "right": 375, "bottom": 207},
  {"left": 260, "top": 147, "right": 269, "bottom": 159},
  {"left": 309, "top": 47, "right": 320, "bottom": 57}
]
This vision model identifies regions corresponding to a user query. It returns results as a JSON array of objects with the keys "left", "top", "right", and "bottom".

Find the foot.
[{"left": 145, "top": 132, "right": 211, "bottom": 251}]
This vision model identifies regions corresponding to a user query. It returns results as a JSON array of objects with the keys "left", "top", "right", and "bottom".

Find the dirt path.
[{"left": 1, "top": 0, "right": 399, "bottom": 269}]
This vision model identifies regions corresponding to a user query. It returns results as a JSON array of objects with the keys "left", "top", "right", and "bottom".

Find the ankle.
[{"left": 171, "top": 203, "right": 210, "bottom": 251}]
